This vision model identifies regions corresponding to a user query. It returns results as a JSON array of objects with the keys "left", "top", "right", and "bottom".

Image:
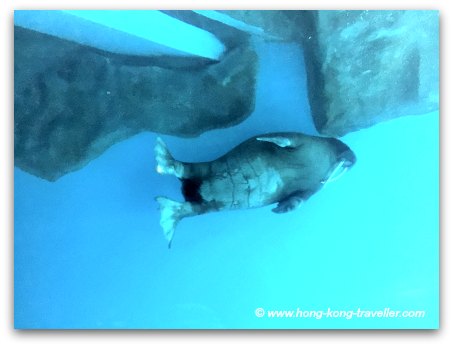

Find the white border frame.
[{"left": 2, "top": 0, "right": 450, "bottom": 345}]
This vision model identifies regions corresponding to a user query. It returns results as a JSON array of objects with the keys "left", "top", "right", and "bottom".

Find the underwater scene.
[{"left": 14, "top": 10, "right": 439, "bottom": 329}]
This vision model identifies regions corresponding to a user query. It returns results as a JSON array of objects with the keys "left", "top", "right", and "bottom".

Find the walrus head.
[
  {"left": 322, "top": 138, "right": 357, "bottom": 184},
  {"left": 338, "top": 146, "right": 356, "bottom": 169}
]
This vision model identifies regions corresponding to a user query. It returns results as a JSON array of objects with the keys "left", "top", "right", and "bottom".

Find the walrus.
[{"left": 155, "top": 132, "right": 356, "bottom": 247}]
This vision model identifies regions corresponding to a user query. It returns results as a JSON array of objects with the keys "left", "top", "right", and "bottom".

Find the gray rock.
[
  {"left": 207, "top": 10, "right": 438, "bottom": 136},
  {"left": 14, "top": 26, "right": 257, "bottom": 181},
  {"left": 302, "top": 10, "right": 439, "bottom": 136}
]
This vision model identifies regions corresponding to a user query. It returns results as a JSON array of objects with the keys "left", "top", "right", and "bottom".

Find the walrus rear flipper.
[
  {"left": 155, "top": 137, "right": 185, "bottom": 178},
  {"left": 155, "top": 196, "right": 193, "bottom": 248}
]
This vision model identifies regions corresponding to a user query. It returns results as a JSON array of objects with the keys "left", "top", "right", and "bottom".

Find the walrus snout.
[
  {"left": 320, "top": 141, "right": 356, "bottom": 185},
  {"left": 339, "top": 149, "right": 356, "bottom": 168},
  {"left": 326, "top": 137, "right": 356, "bottom": 168}
]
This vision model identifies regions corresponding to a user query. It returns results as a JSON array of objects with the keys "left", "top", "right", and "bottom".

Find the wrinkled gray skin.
[
  {"left": 155, "top": 132, "right": 356, "bottom": 246},
  {"left": 180, "top": 132, "right": 355, "bottom": 213}
]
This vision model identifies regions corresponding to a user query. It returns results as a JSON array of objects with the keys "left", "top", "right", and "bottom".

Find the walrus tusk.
[{"left": 321, "top": 160, "right": 348, "bottom": 184}]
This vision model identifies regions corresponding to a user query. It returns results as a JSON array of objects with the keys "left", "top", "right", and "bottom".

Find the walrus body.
[{"left": 155, "top": 132, "right": 356, "bottom": 247}]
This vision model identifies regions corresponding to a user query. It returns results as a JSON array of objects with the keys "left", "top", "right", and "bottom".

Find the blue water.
[{"left": 14, "top": 14, "right": 439, "bottom": 329}]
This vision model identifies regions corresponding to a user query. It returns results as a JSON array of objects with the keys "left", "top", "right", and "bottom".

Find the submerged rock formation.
[
  {"left": 14, "top": 26, "right": 257, "bottom": 181},
  {"left": 205, "top": 10, "right": 439, "bottom": 136},
  {"left": 301, "top": 10, "right": 439, "bottom": 136}
]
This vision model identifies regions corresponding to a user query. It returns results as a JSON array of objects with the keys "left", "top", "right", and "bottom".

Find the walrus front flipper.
[
  {"left": 256, "top": 134, "right": 302, "bottom": 148},
  {"left": 155, "top": 137, "right": 185, "bottom": 178},
  {"left": 155, "top": 196, "right": 194, "bottom": 248},
  {"left": 272, "top": 191, "right": 308, "bottom": 214}
]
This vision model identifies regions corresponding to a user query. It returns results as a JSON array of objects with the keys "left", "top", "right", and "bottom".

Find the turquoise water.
[{"left": 14, "top": 13, "right": 439, "bottom": 329}]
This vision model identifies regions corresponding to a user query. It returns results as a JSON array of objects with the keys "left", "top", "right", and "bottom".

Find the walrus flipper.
[
  {"left": 155, "top": 196, "right": 193, "bottom": 248},
  {"left": 155, "top": 137, "right": 185, "bottom": 178},
  {"left": 272, "top": 191, "right": 307, "bottom": 214},
  {"left": 256, "top": 135, "right": 301, "bottom": 148}
]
